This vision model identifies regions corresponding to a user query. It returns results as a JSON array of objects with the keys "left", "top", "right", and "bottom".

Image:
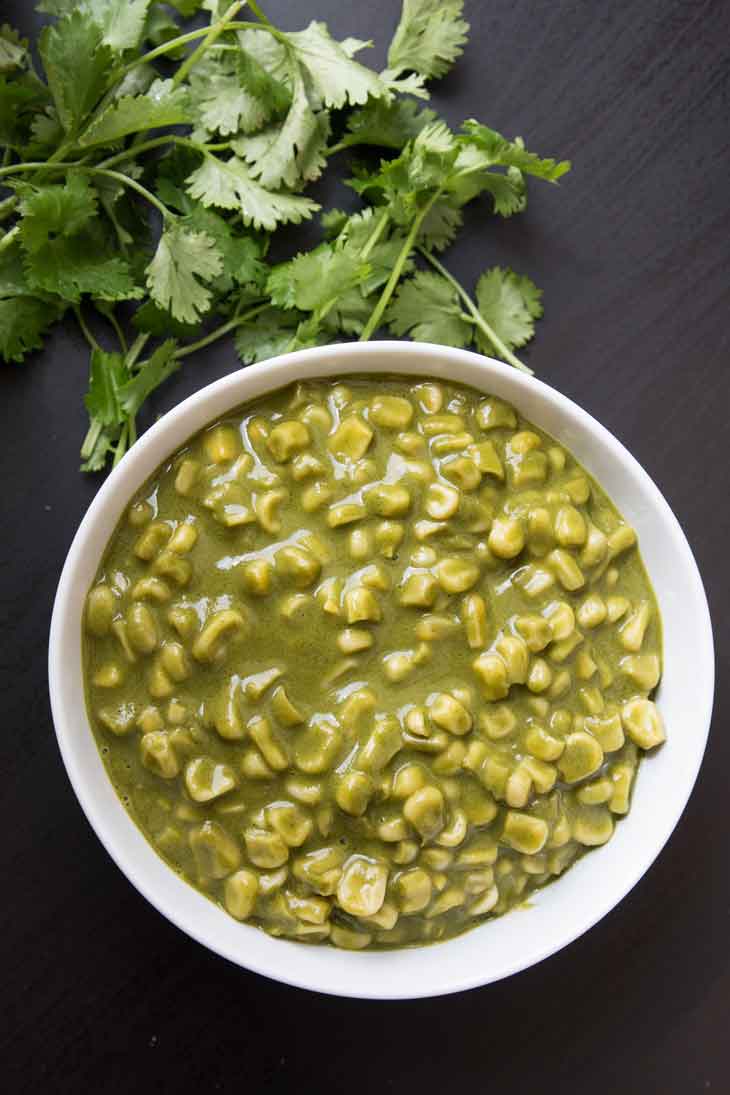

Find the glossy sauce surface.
[{"left": 83, "top": 375, "right": 664, "bottom": 949}]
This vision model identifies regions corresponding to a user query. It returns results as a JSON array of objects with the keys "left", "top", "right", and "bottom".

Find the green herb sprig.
[{"left": 0, "top": 1, "right": 570, "bottom": 470}]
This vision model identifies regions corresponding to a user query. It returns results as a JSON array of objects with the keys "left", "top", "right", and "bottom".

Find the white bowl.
[{"left": 49, "top": 341, "right": 714, "bottom": 999}]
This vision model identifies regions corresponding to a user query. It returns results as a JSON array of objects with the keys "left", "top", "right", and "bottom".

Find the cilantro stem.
[
  {"left": 120, "top": 21, "right": 261, "bottom": 79},
  {"left": 0, "top": 195, "right": 17, "bottom": 222},
  {"left": 172, "top": 2, "right": 247, "bottom": 88},
  {"left": 103, "top": 307, "right": 128, "bottom": 354},
  {"left": 126, "top": 334, "right": 150, "bottom": 371},
  {"left": 0, "top": 159, "right": 171, "bottom": 227},
  {"left": 0, "top": 161, "right": 80, "bottom": 180},
  {"left": 247, "top": 1, "right": 273, "bottom": 26},
  {"left": 360, "top": 209, "right": 391, "bottom": 261},
  {"left": 99, "top": 136, "right": 218, "bottom": 172},
  {"left": 0, "top": 225, "right": 20, "bottom": 253},
  {"left": 175, "top": 303, "right": 269, "bottom": 360},
  {"left": 75, "top": 167, "right": 174, "bottom": 221},
  {"left": 359, "top": 195, "right": 439, "bottom": 342},
  {"left": 417, "top": 246, "right": 533, "bottom": 374},
  {"left": 80, "top": 418, "right": 104, "bottom": 462},
  {"left": 73, "top": 305, "right": 103, "bottom": 354},
  {"left": 113, "top": 422, "right": 128, "bottom": 467}
]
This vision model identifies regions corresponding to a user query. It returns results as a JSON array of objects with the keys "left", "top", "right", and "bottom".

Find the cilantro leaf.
[
  {"left": 81, "top": 338, "right": 179, "bottom": 470},
  {"left": 235, "top": 77, "right": 330, "bottom": 190},
  {"left": 25, "top": 239, "right": 143, "bottom": 302},
  {"left": 418, "top": 200, "right": 463, "bottom": 251},
  {"left": 380, "top": 70, "right": 429, "bottom": 100},
  {"left": 132, "top": 300, "right": 201, "bottom": 339},
  {"left": 340, "top": 98, "right": 437, "bottom": 151},
  {"left": 267, "top": 245, "right": 369, "bottom": 312},
  {"left": 321, "top": 288, "right": 372, "bottom": 337},
  {"left": 83, "top": 0, "right": 151, "bottom": 53},
  {"left": 118, "top": 339, "right": 179, "bottom": 418},
  {"left": 15, "top": 174, "right": 142, "bottom": 302},
  {"left": 185, "top": 154, "right": 319, "bottom": 231},
  {"left": 38, "top": 0, "right": 150, "bottom": 51},
  {"left": 84, "top": 347, "right": 126, "bottom": 428},
  {"left": 16, "top": 174, "right": 98, "bottom": 253},
  {"left": 0, "top": 243, "right": 31, "bottom": 298},
  {"left": 189, "top": 50, "right": 287, "bottom": 138},
  {"left": 145, "top": 223, "right": 223, "bottom": 323},
  {"left": 182, "top": 205, "right": 267, "bottom": 292},
  {"left": 386, "top": 269, "right": 471, "bottom": 347},
  {"left": 79, "top": 81, "right": 191, "bottom": 146},
  {"left": 285, "top": 22, "right": 387, "bottom": 110},
  {"left": 478, "top": 169, "right": 527, "bottom": 217},
  {"left": 234, "top": 306, "right": 300, "bottom": 364},
  {"left": 26, "top": 107, "right": 64, "bottom": 158},
  {"left": 236, "top": 48, "right": 291, "bottom": 117},
  {"left": 191, "top": 72, "right": 270, "bottom": 137},
  {"left": 144, "top": 8, "right": 186, "bottom": 57},
  {"left": 324, "top": 209, "right": 413, "bottom": 295},
  {"left": 235, "top": 29, "right": 289, "bottom": 84},
  {"left": 386, "top": 0, "right": 469, "bottom": 81},
  {"left": 474, "top": 267, "right": 543, "bottom": 354},
  {"left": 0, "top": 297, "right": 63, "bottom": 363},
  {"left": 0, "top": 24, "right": 27, "bottom": 73},
  {"left": 0, "top": 73, "right": 52, "bottom": 150},
  {"left": 351, "top": 121, "right": 459, "bottom": 225},
  {"left": 39, "top": 11, "right": 114, "bottom": 135},
  {"left": 461, "top": 121, "right": 571, "bottom": 182},
  {"left": 80, "top": 347, "right": 127, "bottom": 470}
]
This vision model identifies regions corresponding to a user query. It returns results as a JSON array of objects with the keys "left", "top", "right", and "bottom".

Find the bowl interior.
[{"left": 49, "top": 342, "right": 714, "bottom": 998}]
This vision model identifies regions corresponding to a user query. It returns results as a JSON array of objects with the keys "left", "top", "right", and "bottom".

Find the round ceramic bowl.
[{"left": 49, "top": 341, "right": 714, "bottom": 999}]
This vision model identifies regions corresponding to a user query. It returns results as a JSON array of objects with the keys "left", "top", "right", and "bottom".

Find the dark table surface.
[{"left": 2, "top": 1, "right": 729, "bottom": 1092}]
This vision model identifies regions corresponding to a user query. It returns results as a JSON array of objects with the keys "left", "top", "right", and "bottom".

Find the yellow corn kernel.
[
  {"left": 204, "top": 425, "right": 239, "bottom": 464},
  {"left": 462, "top": 593, "right": 488, "bottom": 649},
  {"left": 621, "top": 698, "right": 665, "bottom": 749},
  {"left": 472, "top": 652, "right": 509, "bottom": 700},
  {"left": 267, "top": 420, "right": 310, "bottom": 462},
  {"left": 488, "top": 516, "right": 526, "bottom": 559},
  {"left": 329, "top": 416, "right": 373, "bottom": 460}
]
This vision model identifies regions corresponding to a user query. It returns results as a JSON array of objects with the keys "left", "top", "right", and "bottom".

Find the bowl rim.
[{"left": 48, "top": 340, "right": 715, "bottom": 999}]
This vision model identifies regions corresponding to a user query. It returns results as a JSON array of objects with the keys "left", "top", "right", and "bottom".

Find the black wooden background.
[{"left": 2, "top": 2, "right": 729, "bottom": 1091}]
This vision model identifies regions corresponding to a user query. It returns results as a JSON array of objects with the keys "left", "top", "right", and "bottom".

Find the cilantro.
[
  {"left": 461, "top": 121, "right": 571, "bottom": 182},
  {"left": 81, "top": 338, "right": 179, "bottom": 469},
  {"left": 39, "top": 12, "right": 114, "bottom": 135},
  {"left": 338, "top": 98, "right": 437, "bottom": 152},
  {"left": 185, "top": 153, "right": 319, "bottom": 229},
  {"left": 83, "top": 0, "right": 151, "bottom": 53},
  {"left": 284, "top": 22, "right": 385, "bottom": 110},
  {"left": 0, "top": 296, "right": 63, "bottom": 362},
  {"left": 17, "top": 174, "right": 98, "bottom": 253},
  {"left": 0, "top": 25, "right": 27, "bottom": 73},
  {"left": 1, "top": 0, "right": 569, "bottom": 470},
  {"left": 385, "top": 0, "right": 469, "bottom": 82},
  {"left": 234, "top": 306, "right": 300, "bottom": 364},
  {"left": 267, "top": 246, "right": 369, "bottom": 312},
  {"left": 475, "top": 267, "right": 543, "bottom": 354},
  {"left": 78, "top": 82, "right": 191, "bottom": 147},
  {"left": 387, "top": 270, "right": 471, "bottom": 347},
  {"left": 146, "top": 223, "right": 223, "bottom": 322},
  {"left": 117, "top": 339, "right": 179, "bottom": 418},
  {"left": 25, "top": 237, "right": 143, "bottom": 302},
  {"left": 235, "top": 76, "right": 330, "bottom": 190}
]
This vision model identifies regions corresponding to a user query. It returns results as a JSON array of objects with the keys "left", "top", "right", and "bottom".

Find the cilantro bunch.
[{"left": 0, "top": 0, "right": 570, "bottom": 471}]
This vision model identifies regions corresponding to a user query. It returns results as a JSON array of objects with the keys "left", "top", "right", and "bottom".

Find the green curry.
[{"left": 82, "top": 375, "right": 664, "bottom": 949}]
